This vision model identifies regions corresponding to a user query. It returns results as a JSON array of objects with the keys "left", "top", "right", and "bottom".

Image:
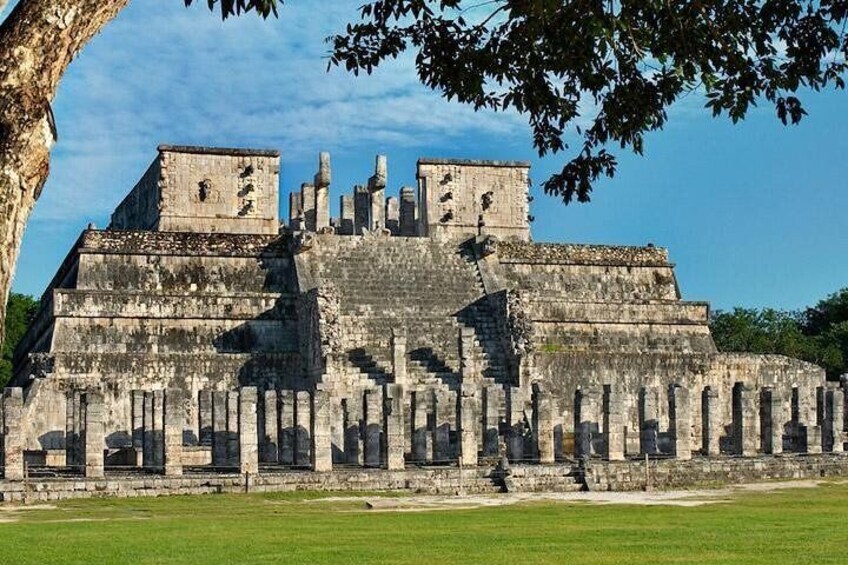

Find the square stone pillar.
[
  {"left": 506, "top": 387, "right": 526, "bottom": 461},
  {"left": 399, "top": 186, "right": 417, "bottom": 236},
  {"left": 639, "top": 386, "right": 660, "bottom": 455},
  {"left": 164, "top": 389, "right": 183, "bottom": 476},
  {"left": 732, "top": 382, "right": 758, "bottom": 456},
  {"left": 211, "top": 390, "right": 228, "bottom": 467},
  {"left": 801, "top": 424, "right": 823, "bottom": 454},
  {"left": 532, "top": 385, "right": 555, "bottom": 464},
  {"left": 364, "top": 388, "right": 383, "bottom": 467},
  {"left": 279, "top": 391, "right": 295, "bottom": 465},
  {"left": 459, "top": 328, "right": 479, "bottom": 383},
  {"left": 65, "top": 390, "right": 82, "bottom": 468},
  {"left": 152, "top": 390, "right": 165, "bottom": 469},
  {"left": 3, "top": 388, "right": 24, "bottom": 480},
  {"left": 238, "top": 387, "right": 259, "bottom": 474},
  {"left": 198, "top": 390, "right": 212, "bottom": 446},
  {"left": 226, "top": 392, "right": 240, "bottom": 466},
  {"left": 391, "top": 328, "right": 407, "bottom": 386},
  {"left": 761, "top": 387, "right": 785, "bottom": 455},
  {"left": 302, "top": 183, "right": 316, "bottom": 232},
  {"left": 82, "top": 392, "right": 105, "bottom": 478},
  {"left": 384, "top": 385, "right": 405, "bottom": 470},
  {"left": 339, "top": 195, "right": 355, "bottom": 235},
  {"left": 459, "top": 387, "right": 479, "bottom": 467},
  {"left": 412, "top": 390, "right": 431, "bottom": 463},
  {"left": 701, "top": 387, "right": 721, "bottom": 456},
  {"left": 289, "top": 192, "right": 303, "bottom": 230},
  {"left": 603, "top": 385, "right": 625, "bottom": 461},
  {"left": 482, "top": 386, "right": 502, "bottom": 458},
  {"left": 131, "top": 390, "right": 144, "bottom": 451},
  {"left": 343, "top": 397, "right": 364, "bottom": 466},
  {"left": 824, "top": 389, "right": 844, "bottom": 453},
  {"left": 386, "top": 196, "right": 400, "bottom": 234},
  {"left": 262, "top": 390, "right": 279, "bottom": 463},
  {"left": 669, "top": 384, "right": 692, "bottom": 461},
  {"left": 295, "top": 391, "right": 312, "bottom": 467},
  {"left": 311, "top": 389, "right": 333, "bottom": 472},
  {"left": 354, "top": 185, "right": 369, "bottom": 235}
]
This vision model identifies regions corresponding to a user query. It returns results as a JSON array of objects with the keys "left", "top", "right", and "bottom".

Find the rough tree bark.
[{"left": 0, "top": 0, "right": 129, "bottom": 347}]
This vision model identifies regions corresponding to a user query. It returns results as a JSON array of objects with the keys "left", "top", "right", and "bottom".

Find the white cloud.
[{"left": 33, "top": 0, "right": 527, "bottom": 222}]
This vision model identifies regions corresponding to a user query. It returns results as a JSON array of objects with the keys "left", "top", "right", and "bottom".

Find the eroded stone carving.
[{"left": 297, "top": 284, "right": 342, "bottom": 375}]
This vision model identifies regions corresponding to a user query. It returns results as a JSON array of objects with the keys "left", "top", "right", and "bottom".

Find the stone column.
[
  {"left": 459, "top": 327, "right": 478, "bottom": 383},
  {"left": 65, "top": 390, "right": 82, "bottom": 468},
  {"left": 459, "top": 387, "right": 479, "bottom": 467},
  {"left": 342, "top": 397, "right": 363, "bottom": 466},
  {"left": 603, "top": 385, "right": 625, "bottom": 461},
  {"left": 399, "top": 186, "right": 417, "bottom": 236},
  {"left": 302, "top": 183, "right": 316, "bottom": 232},
  {"left": 364, "top": 388, "right": 383, "bottom": 467},
  {"left": 384, "top": 385, "right": 405, "bottom": 470},
  {"left": 506, "top": 387, "right": 526, "bottom": 461},
  {"left": 295, "top": 391, "right": 312, "bottom": 466},
  {"left": 289, "top": 192, "right": 303, "bottom": 230},
  {"left": 669, "top": 384, "right": 692, "bottom": 461},
  {"left": 412, "top": 390, "right": 431, "bottom": 463},
  {"left": 353, "top": 185, "right": 369, "bottom": 235},
  {"left": 164, "top": 389, "right": 183, "bottom": 476},
  {"left": 827, "top": 389, "right": 844, "bottom": 453},
  {"left": 152, "top": 390, "right": 165, "bottom": 469},
  {"left": 701, "top": 387, "right": 721, "bottom": 456},
  {"left": 314, "top": 152, "right": 331, "bottom": 231},
  {"left": 279, "top": 391, "right": 295, "bottom": 465},
  {"left": 3, "top": 388, "right": 24, "bottom": 480},
  {"left": 368, "top": 155, "right": 387, "bottom": 230},
  {"left": 391, "top": 328, "right": 407, "bottom": 386},
  {"left": 198, "top": 390, "right": 212, "bottom": 447},
  {"left": 311, "top": 389, "right": 333, "bottom": 472},
  {"left": 263, "top": 390, "right": 279, "bottom": 463},
  {"left": 131, "top": 390, "right": 144, "bottom": 452},
  {"left": 732, "top": 382, "right": 758, "bottom": 456},
  {"left": 482, "top": 386, "right": 502, "bottom": 458},
  {"left": 639, "top": 386, "right": 660, "bottom": 455},
  {"left": 212, "top": 390, "right": 228, "bottom": 467},
  {"left": 83, "top": 392, "right": 105, "bottom": 478},
  {"left": 226, "top": 392, "right": 240, "bottom": 467},
  {"left": 761, "top": 387, "right": 784, "bottom": 455},
  {"left": 386, "top": 196, "right": 400, "bottom": 234},
  {"left": 801, "top": 424, "right": 823, "bottom": 454},
  {"left": 339, "top": 195, "right": 355, "bottom": 235},
  {"left": 237, "top": 388, "right": 258, "bottom": 474}
]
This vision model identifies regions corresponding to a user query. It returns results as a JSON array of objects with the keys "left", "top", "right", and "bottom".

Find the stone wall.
[
  {"left": 110, "top": 146, "right": 281, "bottom": 235},
  {"left": 417, "top": 159, "right": 530, "bottom": 242}
]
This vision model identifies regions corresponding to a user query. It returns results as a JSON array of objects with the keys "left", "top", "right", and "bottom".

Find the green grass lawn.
[{"left": 0, "top": 483, "right": 846, "bottom": 564}]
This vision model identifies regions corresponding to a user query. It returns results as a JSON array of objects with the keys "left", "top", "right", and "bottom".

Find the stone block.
[
  {"left": 83, "top": 392, "right": 105, "bottom": 478},
  {"left": 459, "top": 389, "right": 479, "bottom": 467},
  {"left": 384, "top": 385, "right": 405, "bottom": 471},
  {"left": 701, "top": 387, "right": 721, "bottom": 456},
  {"left": 603, "top": 384, "right": 625, "bottom": 461},
  {"left": 732, "top": 382, "right": 758, "bottom": 457}
]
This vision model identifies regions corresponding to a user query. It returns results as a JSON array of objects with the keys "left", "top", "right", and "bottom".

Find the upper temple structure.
[{"left": 1, "top": 144, "right": 843, "bottom": 500}]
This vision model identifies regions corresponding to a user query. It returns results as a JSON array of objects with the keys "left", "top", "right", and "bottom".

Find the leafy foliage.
[
  {"left": 183, "top": 0, "right": 281, "bottom": 19},
  {"left": 0, "top": 293, "right": 38, "bottom": 387},
  {"left": 711, "top": 287, "right": 848, "bottom": 379},
  {"left": 329, "top": 1, "right": 848, "bottom": 204}
]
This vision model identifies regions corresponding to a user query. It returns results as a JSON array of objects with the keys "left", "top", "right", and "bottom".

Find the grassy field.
[{"left": 0, "top": 483, "right": 846, "bottom": 564}]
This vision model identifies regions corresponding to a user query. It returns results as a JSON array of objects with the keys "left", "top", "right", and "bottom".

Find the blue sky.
[{"left": 6, "top": 1, "right": 848, "bottom": 310}]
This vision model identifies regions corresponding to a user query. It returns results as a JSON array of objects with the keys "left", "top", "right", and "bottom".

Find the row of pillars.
[
  {"left": 289, "top": 153, "right": 418, "bottom": 236},
  {"left": 576, "top": 382, "right": 845, "bottom": 461}
]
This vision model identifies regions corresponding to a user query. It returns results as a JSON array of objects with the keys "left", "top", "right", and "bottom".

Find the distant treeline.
[
  {"left": 1, "top": 293, "right": 39, "bottom": 388},
  {"left": 710, "top": 288, "right": 848, "bottom": 380}
]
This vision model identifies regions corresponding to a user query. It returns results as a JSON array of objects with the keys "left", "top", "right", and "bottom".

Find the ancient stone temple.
[{"left": 2, "top": 144, "right": 844, "bottom": 500}]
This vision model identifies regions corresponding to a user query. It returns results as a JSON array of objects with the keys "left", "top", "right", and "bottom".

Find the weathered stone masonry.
[{"left": 2, "top": 145, "right": 842, "bottom": 499}]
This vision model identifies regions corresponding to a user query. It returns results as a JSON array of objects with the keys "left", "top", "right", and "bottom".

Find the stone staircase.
[{"left": 308, "top": 237, "right": 512, "bottom": 390}]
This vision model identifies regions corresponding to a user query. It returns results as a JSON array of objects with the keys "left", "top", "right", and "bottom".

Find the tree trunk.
[{"left": 0, "top": 0, "right": 130, "bottom": 347}]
